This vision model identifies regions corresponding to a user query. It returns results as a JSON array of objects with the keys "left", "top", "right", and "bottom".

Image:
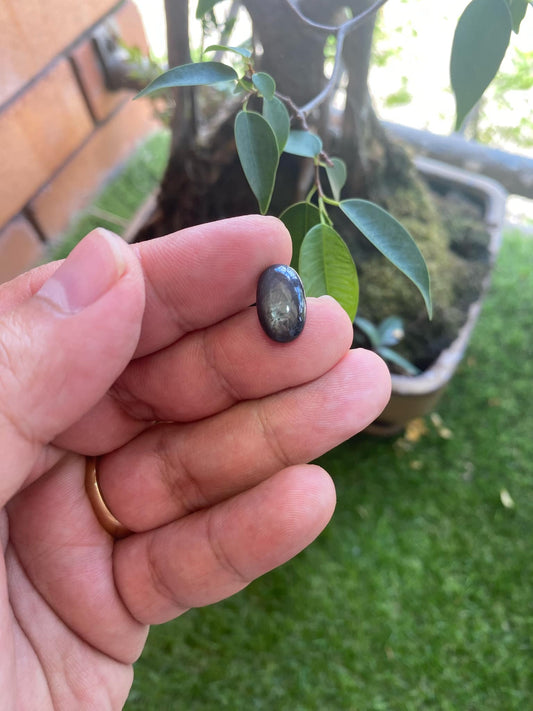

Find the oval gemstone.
[{"left": 256, "top": 264, "right": 307, "bottom": 343}]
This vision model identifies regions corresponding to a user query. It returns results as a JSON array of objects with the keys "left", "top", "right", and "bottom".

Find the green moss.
[{"left": 354, "top": 174, "right": 492, "bottom": 369}]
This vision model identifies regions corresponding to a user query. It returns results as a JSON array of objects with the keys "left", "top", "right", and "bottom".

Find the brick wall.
[{"left": 0, "top": 0, "right": 159, "bottom": 284}]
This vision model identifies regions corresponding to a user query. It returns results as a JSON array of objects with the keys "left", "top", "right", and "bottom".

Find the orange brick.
[
  {"left": 0, "top": 215, "right": 45, "bottom": 284},
  {"left": 70, "top": 1, "right": 150, "bottom": 122},
  {"left": 71, "top": 40, "right": 125, "bottom": 122},
  {"left": 0, "top": 0, "right": 121, "bottom": 105},
  {"left": 115, "top": 0, "right": 150, "bottom": 55},
  {"left": 0, "top": 59, "right": 93, "bottom": 228},
  {"left": 30, "top": 99, "right": 159, "bottom": 240}
]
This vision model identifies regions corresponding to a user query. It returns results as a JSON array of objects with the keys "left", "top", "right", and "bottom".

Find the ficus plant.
[
  {"left": 353, "top": 316, "right": 420, "bottom": 375},
  {"left": 450, "top": 0, "right": 531, "bottom": 130},
  {"left": 136, "top": 0, "right": 529, "bottom": 331},
  {"left": 137, "top": 45, "right": 432, "bottom": 324}
]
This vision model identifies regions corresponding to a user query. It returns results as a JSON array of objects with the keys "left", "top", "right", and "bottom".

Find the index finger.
[
  {"left": 133, "top": 215, "right": 292, "bottom": 357},
  {"left": 0, "top": 216, "right": 292, "bottom": 359}
]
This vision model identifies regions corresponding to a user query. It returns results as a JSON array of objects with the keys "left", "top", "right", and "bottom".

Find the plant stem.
[
  {"left": 317, "top": 162, "right": 334, "bottom": 225},
  {"left": 275, "top": 91, "right": 311, "bottom": 131},
  {"left": 318, "top": 197, "right": 331, "bottom": 225},
  {"left": 305, "top": 184, "right": 318, "bottom": 202},
  {"left": 321, "top": 195, "right": 340, "bottom": 207}
]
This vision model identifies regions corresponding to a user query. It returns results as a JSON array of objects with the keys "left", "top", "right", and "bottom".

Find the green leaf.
[
  {"left": 252, "top": 72, "right": 276, "bottom": 100},
  {"left": 377, "top": 316, "right": 405, "bottom": 347},
  {"left": 279, "top": 202, "right": 321, "bottom": 269},
  {"left": 325, "top": 157, "right": 347, "bottom": 201},
  {"left": 136, "top": 62, "right": 238, "bottom": 99},
  {"left": 340, "top": 199, "right": 432, "bottom": 319},
  {"left": 299, "top": 224, "right": 359, "bottom": 321},
  {"left": 262, "top": 96, "right": 291, "bottom": 152},
  {"left": 204, "top": 44, "right": 252, "bottom": 58},
  {"left": 236, "top": 77, "right": 254, "bottom": 94},
  {"left": 196, "top": 0, "right": 224, "bottom": 19},
  {"left": 378, "top": 346, "right": 421, "bottom": 376},
  {"left": 450, "top": 0, "right": 512, "bottom": 130},
  {"left": 354, "top": 316, "right": 380, "bottom": 349},
  {"left": 507, "top": 0, "right": 529, "bottom": 31},
  {"left": 284, "top": 130, "right": 323, "bottom": 158},
  {"left": 235, "top": 111, "right": 279, "bottom": 215}
]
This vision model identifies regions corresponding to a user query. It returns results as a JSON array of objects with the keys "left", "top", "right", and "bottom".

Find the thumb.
[{"left": 0, "top": 229, "right": 145, "bottom": 506}]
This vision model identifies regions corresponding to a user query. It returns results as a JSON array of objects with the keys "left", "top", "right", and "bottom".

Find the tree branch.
[
  {"left": 284, "top": 0, "right": 390, "bottom": 116},
  {"left": 285, "top": 0, "right": 388, "bottom": 33}
]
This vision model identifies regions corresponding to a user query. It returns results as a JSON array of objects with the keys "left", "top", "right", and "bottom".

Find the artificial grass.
[
  {"left": 125, "top": 229, "right": 533, "bottom": 710},
  {"left": 46, "top": 129, "right": 170, "bottom": 261}
]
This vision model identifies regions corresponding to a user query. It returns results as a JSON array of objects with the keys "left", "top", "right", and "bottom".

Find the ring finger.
[
  {"left": 113, "top": 464, "right": 336, "bottom": 625},
  {"left": 97, "top": 349, "right": 390, "bottom": 532}
]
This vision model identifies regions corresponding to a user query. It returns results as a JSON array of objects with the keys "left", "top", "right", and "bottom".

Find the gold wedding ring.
[{"left": 85, "top": 457, "right": 131, "bottom": 539}]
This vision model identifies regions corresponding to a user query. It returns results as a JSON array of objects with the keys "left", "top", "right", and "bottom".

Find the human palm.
[{"left": 0, "top": 216, "right": 390, "bottom": 709}]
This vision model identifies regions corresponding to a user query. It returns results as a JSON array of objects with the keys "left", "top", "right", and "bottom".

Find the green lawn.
[
  {"left": 123, "top": 228, "right": 533, "bottom": 710},
  {"left": 46, "top": 129, "right": 170, "bottom": 261}
]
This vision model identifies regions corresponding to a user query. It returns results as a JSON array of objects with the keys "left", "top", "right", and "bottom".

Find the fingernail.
[{"left": 37, "top": 229, "right": 127, "bottom": 314}]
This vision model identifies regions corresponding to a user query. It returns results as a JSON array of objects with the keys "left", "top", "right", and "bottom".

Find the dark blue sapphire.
[{"left": 256, "top": 264, "right": 307, "bottom": 343}]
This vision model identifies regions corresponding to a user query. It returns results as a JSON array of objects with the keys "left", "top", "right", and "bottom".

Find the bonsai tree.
[{"left": 134, "top": 0, "right": 529, "bottom": 370}]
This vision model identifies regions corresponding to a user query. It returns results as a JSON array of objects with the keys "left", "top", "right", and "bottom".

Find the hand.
[{"left": 0, "top": 216, "right": 390, "bottom": 709}]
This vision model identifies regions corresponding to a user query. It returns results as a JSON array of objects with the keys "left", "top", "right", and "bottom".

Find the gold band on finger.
[{"left": 85, "top": 457, "right": 131, "bottom": 539}]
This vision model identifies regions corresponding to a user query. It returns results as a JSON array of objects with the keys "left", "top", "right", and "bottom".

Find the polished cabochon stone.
[{"left": 256, "top": 264, "right": 307, "bottom": 343}]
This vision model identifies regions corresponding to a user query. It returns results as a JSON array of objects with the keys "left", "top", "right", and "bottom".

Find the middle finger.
[{"left": 58, "top": 296, "right": 353, "bottom": 452}]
